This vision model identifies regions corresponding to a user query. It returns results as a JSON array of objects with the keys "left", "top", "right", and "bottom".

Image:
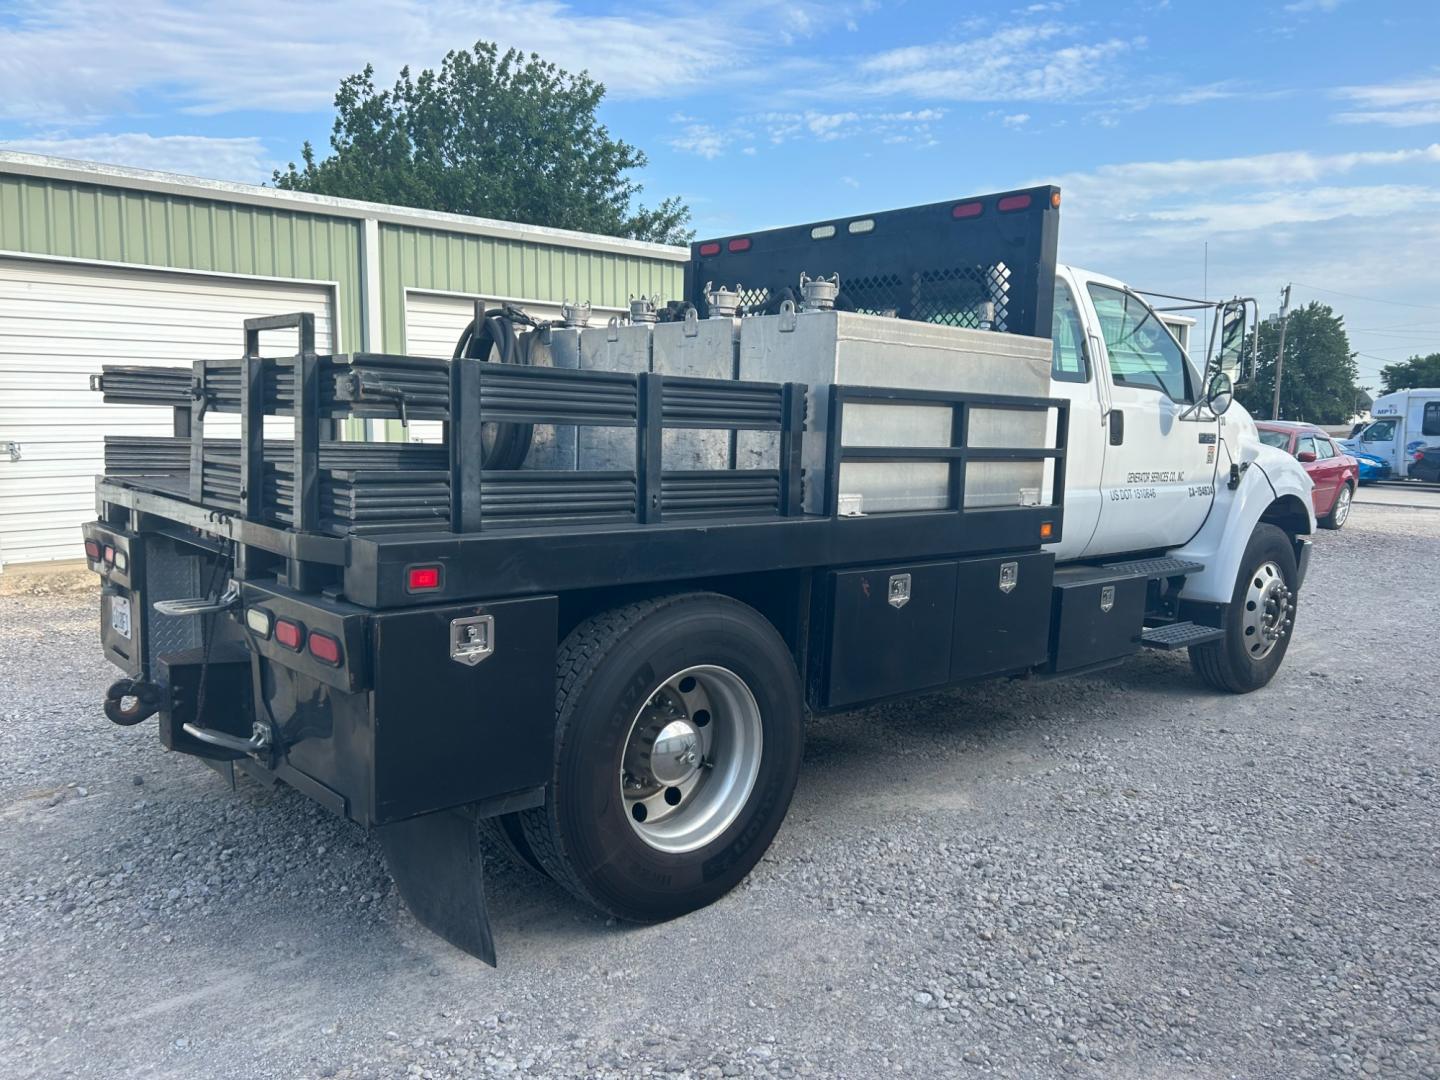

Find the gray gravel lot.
[{"left": 2, "top": 500, "right": 1438, "bottom": 1080}]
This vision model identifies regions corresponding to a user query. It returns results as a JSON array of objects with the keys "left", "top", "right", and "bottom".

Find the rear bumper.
[{"left": 84, "top": 521, "right": 558, "bottom": 828}]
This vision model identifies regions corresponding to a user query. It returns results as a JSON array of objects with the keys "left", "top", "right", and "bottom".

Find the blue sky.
[{"left": 3, "top": 0, "right": 1440, "bottom": 388}]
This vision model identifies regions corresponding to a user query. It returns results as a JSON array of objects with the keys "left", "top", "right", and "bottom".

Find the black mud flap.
[{"left": 378, "top": 808, "right": 496, "bottom": 966}]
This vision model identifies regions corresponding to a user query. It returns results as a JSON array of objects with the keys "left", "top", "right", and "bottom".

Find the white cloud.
[
  {"left": 1284, "top": 0, "right": 1346, "bottom": 11},
  {"left": 843, "top": 24, "right": 1137, "bottom": 102},
  {"left": 1332, "top": 75, "right": 1440, "bottom": 127},
  {"left": 669, "top": 108, "right": 944, "bottom": 158},
  {"left": 0, "top": 0, "right": 855, "bottom": 125},
  {"left": 0, "top": 132, "right": 273, "bottom": 180},
  {"left": 1002, "top": 113, "right": 1031, "bottom": 128},
  {"left": 1034, "top": 144, "right": 1440, "bottom": 378}
]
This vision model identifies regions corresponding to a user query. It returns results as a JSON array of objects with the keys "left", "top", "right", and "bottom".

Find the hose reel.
[{"left": 452, "top": 307, "right": 534, "bottom": 471}]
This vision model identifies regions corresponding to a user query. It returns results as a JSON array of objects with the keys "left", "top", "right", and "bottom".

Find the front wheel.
[
  {"left": 1321, "top": 482, "right": 1353, "bottom": 530},
  {"left": 520, "top": 593, "right": 804, "bottom": 922},
  {"left": 1190, "top": 523, "right": 1299, "bottom": 694}
]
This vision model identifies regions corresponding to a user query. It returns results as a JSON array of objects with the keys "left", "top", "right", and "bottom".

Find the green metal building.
[{"left": 0, "top": 152, "right": 687, "bottom": 568}]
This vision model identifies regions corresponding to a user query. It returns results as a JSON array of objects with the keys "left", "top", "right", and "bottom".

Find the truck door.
[
  {"left": 1078, "top": 277, "right": 1219, "bottom": 558},
  {"left": 1047, "top": 271, "right": 1105, "bottom": 560}
]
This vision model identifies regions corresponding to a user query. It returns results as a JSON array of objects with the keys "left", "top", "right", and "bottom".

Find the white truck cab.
[
  {"left": 1351, "top": 388, "right": 1440, "bottom": 478},
  {"left": 1046, "top": 266, "right": 1315, "bottom": 607}
]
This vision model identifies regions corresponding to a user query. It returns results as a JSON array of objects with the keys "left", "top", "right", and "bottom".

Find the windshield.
[{"left": 1258, "top": 429, "right": 1291, "bottom": 450}]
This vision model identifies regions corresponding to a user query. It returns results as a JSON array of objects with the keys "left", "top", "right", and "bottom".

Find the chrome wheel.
[
  {"left": 1241, "top": 560, "right": 1294, "bottom": 661},
  {"left": 1333, "top": 485, "right": 1352, "bottom": 526},
  {"left": 620, "top": 665, "right": 763, "bottom": 854}
]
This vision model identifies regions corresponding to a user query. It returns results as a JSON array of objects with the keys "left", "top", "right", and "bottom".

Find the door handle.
[{"left": 1109, "top": 409, "right": 1124, "bottom": 446}]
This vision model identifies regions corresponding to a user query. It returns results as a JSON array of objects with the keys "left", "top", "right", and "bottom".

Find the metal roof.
[{"left": 0, "top": 151, "right": 689, "bottom": 263}]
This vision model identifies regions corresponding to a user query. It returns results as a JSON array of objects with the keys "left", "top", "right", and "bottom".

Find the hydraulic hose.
[{"left": 452, "top": 307, "right": 533, "bottom": 471}]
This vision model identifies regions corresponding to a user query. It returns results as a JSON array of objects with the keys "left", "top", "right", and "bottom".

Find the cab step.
[
  {"left": 1140, "top": 622, "right": 1225, "bottom": 650},
  {"left": 1102, "top": 556, "right": 1205, "bottom": 579}
]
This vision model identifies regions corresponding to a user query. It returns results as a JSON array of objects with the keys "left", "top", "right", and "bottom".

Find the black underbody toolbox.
[
  {"left": 818, "top": 550, "right": 1056, "bottom": 709},
  {"left": 1048, "top": 566, "right": 1148, "bottom": 673}
]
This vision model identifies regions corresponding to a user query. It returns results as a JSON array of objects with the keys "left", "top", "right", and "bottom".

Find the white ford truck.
[{"left": 82, "top": 187, "right": 1314, "bottom": 962}]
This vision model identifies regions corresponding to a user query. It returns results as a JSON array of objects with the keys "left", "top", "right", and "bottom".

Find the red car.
[{"left": 1256, "top": 421, "right": 1358, "bottom": 529}]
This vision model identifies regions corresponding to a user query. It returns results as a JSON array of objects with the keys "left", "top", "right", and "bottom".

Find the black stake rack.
[{"left": 93, "top": 305, "right": 1068, "bottom": 606}]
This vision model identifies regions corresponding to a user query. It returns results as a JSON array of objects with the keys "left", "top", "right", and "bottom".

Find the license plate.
[{"left": 110, "top": 595, "right": 132, "bottom": 640}]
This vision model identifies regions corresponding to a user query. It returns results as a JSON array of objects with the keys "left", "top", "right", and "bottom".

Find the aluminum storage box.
[
  {"left": 738, "top": 310, "right": 1053, "bottom": 514},
  {"left": 651, "top": 311, "right": 740, "bottom": 471}
]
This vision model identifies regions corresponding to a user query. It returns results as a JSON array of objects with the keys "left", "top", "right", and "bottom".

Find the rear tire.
[
  {"left": 1320, "top": 482, "right": 1353, "bottom": 530},
  {"left": 519, "top": 593, "right": 804, "bottom": 922},
  {"left": 1189, "top": 523, "right": 1298, "bottom": 694},
  {"left": 476, "top": 813, "right": 549, "bottom": 877}
]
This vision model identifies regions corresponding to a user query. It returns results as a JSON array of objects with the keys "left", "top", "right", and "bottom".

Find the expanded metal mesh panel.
[{"left": 690, "top": 189, "right": 1058, "bottom": 340}]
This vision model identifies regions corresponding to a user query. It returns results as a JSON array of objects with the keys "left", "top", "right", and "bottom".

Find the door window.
[
  {"left": 1051, "top": 281, "right": 1089, "bottom": 383},
  {"left": 1363, "top": 419, "right": 1397, "bottom": 442},
  {"left": 1086, "top": 284, "right": 1191, "bottom": 402},
  {"left": 1296, "top": 435, "right": 1318, "bottom": 459},
  {"left": 1424, "top": 402, "right": 1440, "bottom": 436},
  {"left": 1315, "top": 437, "right": 1337, "bottom": 459},
  {"left": 1258, "top": 429, "right": 1291, "bottom": 450}
]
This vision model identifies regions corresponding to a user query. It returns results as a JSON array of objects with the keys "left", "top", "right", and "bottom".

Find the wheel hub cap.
[
  {"left": 1242, "top": 560, "right": 1294, "bottom": 660},
  {"left": 619, "top": 665, "right": 764, "bottom": 855}
]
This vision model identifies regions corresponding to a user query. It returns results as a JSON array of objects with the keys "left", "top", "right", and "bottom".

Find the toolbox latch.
[{"left": 450, "top": 615, "right": 495, "bottom": 666}]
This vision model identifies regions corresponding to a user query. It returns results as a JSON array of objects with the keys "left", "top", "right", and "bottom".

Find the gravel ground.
[{"left": 2, "top": 501, "right": 1438, "bottom": 1080}]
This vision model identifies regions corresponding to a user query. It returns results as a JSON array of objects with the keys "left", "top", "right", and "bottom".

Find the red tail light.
[
  {"left": 84, "top": 539, "right": 101, "bottom": 561},
  {"left": 407, "top": 565, "right": 442, "bottom": 592},
  {"left": 308, "top": 632, "right": 341, "bottom": 666},
  {"left": 951, "top": 201, "right": 983, "bottom": 219},
  {"left": 103, "top": 545, "right": 115, "bottom": 566},
  {"left": 727, "top": 237, "right": 751, "bottom": 253},
  {"left": 697, "top": 242, "right": 721, "bottom": 257},
  {"left": 275, "top": 618, "right": 304, "bottom": 651},
  {"left": 998, "top": 193, "right": 1032, "bottom": 212}
]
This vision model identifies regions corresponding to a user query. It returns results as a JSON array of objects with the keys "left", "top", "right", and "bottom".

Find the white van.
[{"left": 1348, "top": 388, "right": 1440, "bottom": 478}]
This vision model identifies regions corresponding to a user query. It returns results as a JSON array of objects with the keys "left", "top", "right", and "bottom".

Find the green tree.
[
  {"left": 1236, "top": 301, "right": 1361, "bottom": 424},
  {"left": 273, "top": 42, "right": 691, "bottom": 244},
  {"left": 1379, "top": 352, "right": 1440, "bottom": 393}
]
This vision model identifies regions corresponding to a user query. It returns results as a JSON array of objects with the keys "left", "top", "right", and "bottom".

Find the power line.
[{"left": 1291, "top": 281, "right": 1440, "bottom": 312}]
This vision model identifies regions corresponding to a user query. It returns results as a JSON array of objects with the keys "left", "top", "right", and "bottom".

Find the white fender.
[{"left": 1171, "top": 441, "right": 1316, "bottom": 604}]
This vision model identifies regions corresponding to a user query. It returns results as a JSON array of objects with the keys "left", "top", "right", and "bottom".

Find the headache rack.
[{"left": 93, "top": 306, "right": 1069, "bottom": 607}]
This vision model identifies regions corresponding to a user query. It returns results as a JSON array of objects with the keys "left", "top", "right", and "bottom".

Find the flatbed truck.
[{"left": 81, "top": 187, "right": 1314, "bottom": 962}]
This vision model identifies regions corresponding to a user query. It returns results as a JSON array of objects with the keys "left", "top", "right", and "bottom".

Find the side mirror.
[
  {"left": 1217, "top": 301, "right": 1248, "bottom": 384},
  {"left": 1205, "top": 370, "right": 1234, "bottom": 415},
  {"left": 1296, "top": 450, "right": 1317, "bottom": 463}
]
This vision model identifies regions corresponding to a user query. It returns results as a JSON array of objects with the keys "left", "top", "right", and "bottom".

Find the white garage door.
[
  {"left": 0, "top": 258, "right": 334, "bottom": 569},
  {"left": 402, "top": 291, "right": 568, "bottom": 443}
]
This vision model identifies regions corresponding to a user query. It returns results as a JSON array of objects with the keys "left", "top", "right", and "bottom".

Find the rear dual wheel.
[{"left": 518, "top": 593, "right": 804, "bottom": 922}]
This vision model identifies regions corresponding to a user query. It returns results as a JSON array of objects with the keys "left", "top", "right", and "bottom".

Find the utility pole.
[{"left": 1271, "top": 283, "right": 1292, "bottom": 421}]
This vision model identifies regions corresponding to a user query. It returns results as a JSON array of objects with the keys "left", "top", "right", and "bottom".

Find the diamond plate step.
[
  {"left": 1102, "top": 556, "right": 1205, "bottom": 579},
  {"left": 1140, "top": 622, "right": 1225, "bottom": 650}
]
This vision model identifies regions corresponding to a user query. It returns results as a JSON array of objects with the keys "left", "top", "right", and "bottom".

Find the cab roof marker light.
[
  {"left": 847, "top": 218, "right": 875, "bottom": 235},
  {"left": 951, "top": 201, "right": 983, "bottom": 219},
  {"left": 727, "top": 237, "right": 751, "bottom": 253},
  {"left": 697, "top": 241, "right": 721, "bottom": 257},
  {"left": 810, "top": 224, "right": 837, "bottom": 239},
  {"left": 998, "top": 194, "right": 1032, "bottom": 212}
]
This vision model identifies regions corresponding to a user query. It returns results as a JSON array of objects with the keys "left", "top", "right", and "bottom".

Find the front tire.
[
  {"left": 1320, "top": 482, "right": 1353, "bottom": 530},
  {"left": 1190, "top": 523, "right": 1298, "bottom": 693},
  {"left": 520, "top": 593, "right": 804, "bottom": 922}
]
